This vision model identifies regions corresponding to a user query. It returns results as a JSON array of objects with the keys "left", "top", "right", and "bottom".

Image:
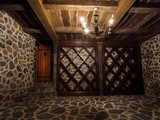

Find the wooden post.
[
  {"left": 53, "top": 41, "right": 58, "bottom": 96},
  {"left": 97, "top": 42, "right": 103, "bottom": 96}
]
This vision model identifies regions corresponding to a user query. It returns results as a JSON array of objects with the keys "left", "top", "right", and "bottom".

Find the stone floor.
[{"left": 0, "top": 94, "right": 160, "bottom": 120}]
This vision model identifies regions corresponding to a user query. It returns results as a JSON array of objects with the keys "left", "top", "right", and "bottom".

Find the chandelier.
[{"left": 80, "top": 8, "right": 114, "bottom": 36}]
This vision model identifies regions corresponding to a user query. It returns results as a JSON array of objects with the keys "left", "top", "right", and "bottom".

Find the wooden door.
[{"left": 36, "top": 45, "right": 51, "bottom": 82}]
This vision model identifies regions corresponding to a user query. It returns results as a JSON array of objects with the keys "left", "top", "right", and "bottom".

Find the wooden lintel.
[
  {"left": 55, "top": 26, "right": 131, "bottom": 34},
  {"left": 55, "top": 26, "right": 159, "bottom": 37},
  {"left": 43, "top": 0, "right": 160, "bottom": 8},
  {"left": 27, "top": 0, "right": 58, "bottom": 41},
  {"left": 0, "top": 4, "right": 24, "bottom": 11},
  {"left": 55, "top": 27, "right": 83, "bottom": 33},
  {"left": 44, "top": 4, "right": 160, "bottom": 14},
  {"left": 134, "top": 2, "right": 160, "bottom": 8},
  {"left": 130, "top": 7, "right": 160, "bottom": 13},
  {"left": 44, "top": 4, "right": 117, "bottom": 13},
  {"left": 23, "top": 28, "right": 41, "bottom": 34},
  {"left": 43, "top": 0, "right": 118, "bottom": 6},
  {"left": 132, "top": 18, "right": 160, "bottom": 43}
]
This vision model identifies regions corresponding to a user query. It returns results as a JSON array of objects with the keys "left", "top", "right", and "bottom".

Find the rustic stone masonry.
[
  {"left": 0, "top": 94, "right": 160, "bottom": 120},
  {"left": 0, "top": 10, "right": 37, "bottom": 105},
  {"left": 141, "top": 34, "right": 160, "bottom": 97}
]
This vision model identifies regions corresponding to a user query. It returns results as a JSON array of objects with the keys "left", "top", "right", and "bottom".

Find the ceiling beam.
[
  {"left": 134, "top": 2, "right": 160, "bottom": 8},
  {"left": 103, "top": 0, "right": 136, "bottom": 35},
  {"left": 55, "top": 27, "right": 83, "bottom": 33},
  {"left": 44, "top": 5, "right": 117, "bottom": 13},
  {"left": 130, "top": 17, "right": 160, "bottom": 43},
  {"left": 44, "top": 4, "right": 160, "bottom": 14},
  {"left": 43, "top": 0, "right": 118, "bottom": 6},
  {"left": 113, "top": 28, "right": 159, "bottom": 36},
  {"left": 130, "top": 7, "right": 160, "bottom": 13},
  {"left": 20, "top": 27, "right": 138, "bottom": 35},
  {"left": 113, "top": 0, "right": 136, "bottom": 29},
  {"left": 55, "top": 26, "right": 136, "bottom": 34},
  {"left": 23, "top": 28, "right": 41, "bottom": 34},
  {"left": 27, "top": 0, "right": 58, "bottom": 41},
  {"left": 43, "top": 0, "right": 160, "bottom": 8},
  {"left": 54, "top": 26, "right": 159, "bottom": 36},
  {"left": 55, "top": 26, "right": 133, "bottom": 34},
  {"left": 0, "top": 4, "right": 24, "bottom": 11}
]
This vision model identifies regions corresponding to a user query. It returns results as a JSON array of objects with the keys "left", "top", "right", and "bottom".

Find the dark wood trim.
[
  {"left": 50, "top": 44, "right": 54, "bottom": 82},
  {"left": 58, "top": 92, "right": 99, "bottom": 96},
  {"left": 97, "top": 42, "right": 103, "bottom": 96},
  {"left": 134, "top": 2, "right": 160, "bottom": 8},
  {"left": 135, "top": 45, "right": 144, "bottom": 94},
  {"left": 43, "top": 0, "right": 118, "bottom": 6},
  {"left": 103, "top": 40, "right": 138, "bottom": 47},
  {"left": 43, "top": 0, "right": 160, "bottom": 9},
  {"left": 53, "top": 41, "right": 58, "bottom": 95},
  {"left": 0, "top": 4, "right": 24, "bottom": 11},
  {"left": 23, "top": 28, "right": 41, "bottom": 34},
  {"left": 27, "top": 0, "right": 58, "bottom": 41},
  {"left": 58, "top": 41, "right": 98, "bottom": 47},
  {"left": 133, "top": 14, "right": 160, "bottom": 43},
  {"left": 58, "top": 40, "right": 138, "bottom": 47}
]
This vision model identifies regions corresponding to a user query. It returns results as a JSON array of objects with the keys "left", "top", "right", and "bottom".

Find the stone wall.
[
  {"left": 141, "top": 34, "right": 160, "bottom": 97},
  {"left": 0, "top": 10, "right": 37, "bottom": 104}
]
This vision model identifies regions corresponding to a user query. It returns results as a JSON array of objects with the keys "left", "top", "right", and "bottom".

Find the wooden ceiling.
[
  {"left": 42, "top": 0, "right": 160, "bottom": 41},
  {"left": 0, "top": 0, "right": 52, "bottom": 45},
  {"left": 1, "top": 0, "right": 160, "bottom": 43}
]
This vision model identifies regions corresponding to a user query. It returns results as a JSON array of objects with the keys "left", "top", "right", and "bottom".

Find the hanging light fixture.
[
  {"left": 108, "top": 14, "right": 114, "bottom": 35},
  {"left": 109, "top": 14, "right": 114, "bottom": 26},
  {"left": 91, "top": 7, "right": 105, "bottom": 35},
  {"left": 82, "top": 22, "right": 87, "bottom": 28},
  {"left": 84, "top": 28, "right": 89, "bottom": 34},
  {"left": 80, "top": 8, "right": 114, "bottom": 36},
  {"left": 80, "top": 17, "right": 90, "bottom": 34},
  {"left": 80, "top": 17, "right": 85, "bottom": 23}
]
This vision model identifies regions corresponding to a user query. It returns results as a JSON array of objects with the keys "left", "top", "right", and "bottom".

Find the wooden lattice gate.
[{"left": 57, "top": 41, "right": 144, "bottom": 96}]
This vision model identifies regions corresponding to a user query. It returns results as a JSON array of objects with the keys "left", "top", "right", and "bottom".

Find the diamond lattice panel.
[
  {"left": 103, "top": 47, "right": 138, "bottom": 94},
  {"left": 58, "top": 47, "right": 98, "bottom": 94}
]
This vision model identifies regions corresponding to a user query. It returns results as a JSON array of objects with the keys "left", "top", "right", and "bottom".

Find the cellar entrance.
[{"left": 57, "top": 40, "right": 144, "bottom": 96}]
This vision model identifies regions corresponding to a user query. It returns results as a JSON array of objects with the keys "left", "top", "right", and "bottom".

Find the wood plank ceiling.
[
  {"left": 2, "top": 0, "right": 160, "bottom": 43},
  {"left": 41, "top": 0, "right": 160, "bottom": 41},
  {"left": 0, "top": 0, "right": 52, "bottom": 45}
]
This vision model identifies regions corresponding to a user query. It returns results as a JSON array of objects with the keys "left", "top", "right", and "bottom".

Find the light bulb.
[
  {"left": 84, "top": 28, "right": 89, "bottom": 34},
  {"left": 94, "top": 8, "right": 98, "bottom": 11},
  {"left": 82, "top": 22, "right": 87, "bottom": 28},
  {"left": 108, "top": 14, "right": 114, "bottom": 26},
  {"left": 112, "top": 14, "right": 114, "bottom": 18},
  {"left": 109, "top": 18, "right": 114, "bottom": 25},
  {"left": 80, "top": 17, "right": 85, "bottom": 22}
]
